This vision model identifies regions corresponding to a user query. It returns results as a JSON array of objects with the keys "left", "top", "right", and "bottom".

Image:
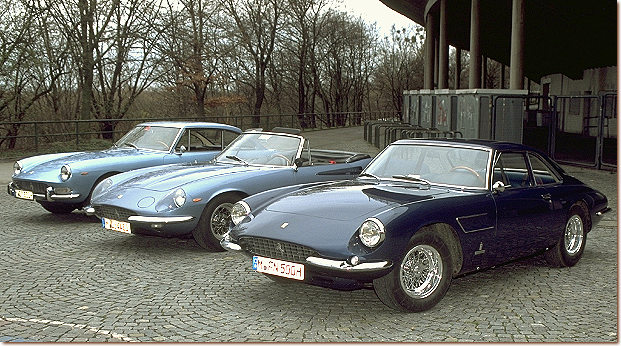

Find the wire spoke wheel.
[
  {"left": 564, "top": 214, "right": 584, "bottom": 255},
  {"left": 210, "top": 203, "right": 234, "bottom": 240},
  {"left": 399, "top": 244, "right": 443, "bottom": 299}
]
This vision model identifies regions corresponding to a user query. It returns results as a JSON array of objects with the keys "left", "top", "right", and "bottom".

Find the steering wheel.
[
  {"left": 156, "top": 141, "right": 170, "bottom": 150},
  {"left": 450, "top": 165, "right": 485, "bottom": 185},
  {"left": 268, "top": 154, "right": 291, "bottom": 166}
]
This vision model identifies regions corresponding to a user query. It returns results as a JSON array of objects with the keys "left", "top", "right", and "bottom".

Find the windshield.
[
  {"left": 115, "top": 125, "right": 181, "bottom": 151},
  {"left": 362, "top": 143, "right": 491, "bottom": 189},
  {"left": 216, "top": 133, "right": 302, "bottom": 166}
]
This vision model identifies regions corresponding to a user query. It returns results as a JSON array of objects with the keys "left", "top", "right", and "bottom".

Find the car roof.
[
  {"left": 136, "top": 121, "right": 242, "bottom": 132},
  {"left": 392, "top": 138, "right": 534, "bottom": 152}
]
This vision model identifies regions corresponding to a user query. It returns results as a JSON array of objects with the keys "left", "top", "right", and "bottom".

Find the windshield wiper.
[
  {"left": 124, "top": 142, "right": 138, "bottom": 149},
  {"left": 391, "top": 174, "right": 431, "bottom": 188},
  {"left": 225, "top": 155, "right": 249, "bottom": 166},
  {"left": 359, "top": 172, "right": 380, "bottom": 181}
]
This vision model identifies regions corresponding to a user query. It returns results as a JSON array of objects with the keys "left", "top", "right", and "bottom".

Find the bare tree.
[
  {"left": 220, "top": 0, "right": 282, "bottom": 127},
  {"left": 92, "top": 0, "right": 166, "bottom": 138}
]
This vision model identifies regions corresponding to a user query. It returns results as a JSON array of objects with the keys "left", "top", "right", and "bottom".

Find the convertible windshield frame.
[
  {"left": 361, "top": 142, "right": 493, "bottom": 190},
  {"left": 215, "top": 132, "right": 304, "bottom": 167}
]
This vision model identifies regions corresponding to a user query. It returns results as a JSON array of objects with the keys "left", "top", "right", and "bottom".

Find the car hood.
[
  {"left": 114, "top": 163, "right": 278, "bottom": 192},
  {"left": 263, "top": 180, "right": 450, "bottom": 221},
  {"left": 19, "top": 148, "right": 161, "bottom": 173}
]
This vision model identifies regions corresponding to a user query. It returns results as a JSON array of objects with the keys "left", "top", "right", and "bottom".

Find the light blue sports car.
[
  {"left": 8, "top": 122, "right": 242, "bottom": 214},
  {"left": 89, "top": 129, "right": 373, "bottom": 251}
]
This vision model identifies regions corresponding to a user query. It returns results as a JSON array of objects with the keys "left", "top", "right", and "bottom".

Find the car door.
[
  {"left": 491, "top": 151, "right": 556, "bottom": 260},
  {"left": 526, "top": 152, "right": 567, "bottom": 245}
]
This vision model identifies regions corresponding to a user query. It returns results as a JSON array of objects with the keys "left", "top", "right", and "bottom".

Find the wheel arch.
[
  {"left": 415, "top": 222, "right": 463, "bottom": 276},
  {"left": 573, "top": 199, "right": 591, "bottom": 232}
]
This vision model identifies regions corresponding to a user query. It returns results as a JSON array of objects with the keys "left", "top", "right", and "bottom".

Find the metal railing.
[{"left": 0, "top": 111, "right": 397, "bottom": 152}]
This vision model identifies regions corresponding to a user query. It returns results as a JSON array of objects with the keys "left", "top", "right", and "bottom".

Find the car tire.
[
  {"left": 544, "top": 204, "right": 588, "bottom": 267},
  {"left": 373, "top": 231, "right": 453, "bottom": 312},
  {"left": 192, "top": 194, "right": 242, "bottom": 251},
  {"left": 38, "top": 201, "right": 77, "bottom": 214}
]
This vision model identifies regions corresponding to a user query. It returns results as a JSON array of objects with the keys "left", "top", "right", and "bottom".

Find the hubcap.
[
  {"left": 399, "top": 244, "right": 443, "bottom": 299},
  {"left": 564, "top": 215, "right": 584, "bottom": 255},
  {"left": 210, "top": 203, "right": 234, "bottom": 240}
]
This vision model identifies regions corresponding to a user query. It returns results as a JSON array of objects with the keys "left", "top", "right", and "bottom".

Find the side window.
[
  {"left": 528, "top": 153, "right": 561, "bottom": 185},
  {"left": 175, "top": 130, "right": 190, "bottom": 151},
  {"left": 223, "top": 130, "right": 239, "bottom": 148},
  {"left": 492, "top": 152, "right": 531, "bottom": 189}
]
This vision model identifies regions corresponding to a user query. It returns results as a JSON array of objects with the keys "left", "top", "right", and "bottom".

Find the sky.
[{"left": 336, "top": 0, "right": 421, "bottom": 35}]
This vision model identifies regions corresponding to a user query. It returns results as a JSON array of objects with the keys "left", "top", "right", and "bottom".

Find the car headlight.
[
  {"left": 13, "top": 161, "right": 22, "bottom": 175},
  {"left": 60, "top": 165, "right": 72, "bottom": 181},
  {"left": 358, "top": 218, "right": 386, "bottom": 248},
  {"left": 173, "top": 188, "right": 186, "bottom": 208},
  {"left": 231, "top": 201, "right": 251, "bottom": 225},
  {"left": 92, "top": 178, "right": 113, "bottom": 198}
]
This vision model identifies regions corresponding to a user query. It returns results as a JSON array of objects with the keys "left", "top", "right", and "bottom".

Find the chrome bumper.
[
  {"left": 7, "top": 182, "right": 80, "bottom": 201},
  {"left": 220, "top": 234, "right": 242, "bottom": 251},
  {"left": 306, "top": 256, "right": 392, "bottom": 272},
  {"left": 127, "top": 215, "right": 194, "bottom": 223}
]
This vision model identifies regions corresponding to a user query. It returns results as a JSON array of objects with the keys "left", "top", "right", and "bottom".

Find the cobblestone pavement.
[{"left": 0, "top": 127, "right": 617, "bottom": 342}]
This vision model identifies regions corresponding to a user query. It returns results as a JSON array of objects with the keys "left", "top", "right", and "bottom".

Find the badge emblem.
[{"left": 280, "top": 222, "right": 289, "bottom": 229}]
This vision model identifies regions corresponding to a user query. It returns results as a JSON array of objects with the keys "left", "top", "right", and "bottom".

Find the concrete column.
[
  {"left": 509, "top": 0, "right": 525, "bottom": 89},
  {"left": 482, "top": 56, "right": 487, "bottom": 88},
  {"left": 455, "top": 47, "right": 462, "bottom": 89},
  {"left": 438, "top": 0, "right": 449, "bottom": 89},
  {"left": 424, "top": 11, "right": 436, "bottom": 89},
  {"left": 468, "top": 0, "right": 481, "bottom": 89}
]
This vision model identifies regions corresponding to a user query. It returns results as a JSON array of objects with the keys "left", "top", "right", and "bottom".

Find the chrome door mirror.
[{"left": 492, "top": 181, "right": 506, "bottom": 193}]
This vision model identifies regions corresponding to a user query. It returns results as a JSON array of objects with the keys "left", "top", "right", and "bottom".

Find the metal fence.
[{"left": 0, "top": 111, "right": 397, "bottom": 152}]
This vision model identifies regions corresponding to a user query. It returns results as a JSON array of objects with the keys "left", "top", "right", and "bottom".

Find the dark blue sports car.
[
  {"left": 223, "top": 139, "right": 610, "bottom": 312},
  {"left": 89, "top": 129, "right": 373, "bottom": 251},
  {"left": 8, "top": 121, "right": 241, "bottom": 214}
]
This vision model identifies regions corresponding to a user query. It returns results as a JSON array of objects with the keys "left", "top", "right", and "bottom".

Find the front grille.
[
  {"left": 13, "top": 179, "right": 49, "bottom": 195},
  {"left": 94, "top": 205, "right": 135, "bottom": 222},
  {"left": 239, "top": 237, "right": 318, "bottom": 263}
]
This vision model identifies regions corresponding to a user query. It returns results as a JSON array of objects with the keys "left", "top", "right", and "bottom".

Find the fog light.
[
  {"left": 348, "top": 255, "right": 360, "bottom": 266},
  {"left": 54, "top": 187, "right": 72, "bottom": 195}
]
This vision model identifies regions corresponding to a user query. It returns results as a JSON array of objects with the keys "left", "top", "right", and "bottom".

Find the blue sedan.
[
  {"left": 8, "top": 122, "right": 242, "bottom": 214},
  {"left": 89, "top": 129, "right": 373, "bottom": 251},
  {"left": 223, "top": 139, "right": 610, "bottom": 312}
]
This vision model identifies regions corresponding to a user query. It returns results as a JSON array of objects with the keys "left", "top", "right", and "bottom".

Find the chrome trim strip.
[
  {"left": 306, "top": 256, "right": 391, "bottom": 272},
  {"left": 127, "top": 215, "right": 194, "bottom": 223},
  {"left": 456, "top": 213, "right": 494, "bottom": 233}
]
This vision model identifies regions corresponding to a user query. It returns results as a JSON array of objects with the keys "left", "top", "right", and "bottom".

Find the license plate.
[
  {"left": 102, "top": 217, "right": 131, "bottom": 234},
  {"left": 253, "top": 256, "right": 304, "bottom": 281},
  {"left": 15, "top": 189, "right": 33, "bottom": 200}
]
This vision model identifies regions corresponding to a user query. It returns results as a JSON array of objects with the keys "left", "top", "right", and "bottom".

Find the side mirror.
[
  {"left": 492, "top": 181, "right": 506, "bottom": 193},
  {"left": 294, "top": 157, "right": 308, "bottom": 167},
  {"left": 178, "top": 145, "right": 187, "bottom": 153}
]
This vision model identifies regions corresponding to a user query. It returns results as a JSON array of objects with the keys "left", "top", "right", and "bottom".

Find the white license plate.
[
  {"left": 253, "top": 256, "right": 304, "bottom": 281},
  {"left": 15, "top": 189, "right": 33, "bottom": 200},
  {"left": 102, "top": 217, "right": 131, "bottom": 234}
]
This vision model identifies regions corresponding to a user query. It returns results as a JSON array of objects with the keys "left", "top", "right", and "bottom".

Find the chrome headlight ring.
[
  {"left": 173, "top": 188, "right": 186, "bottom": 208},
  {"left": 60, "top": 165, "right": 72, "bottom": 181},
  {"left": 13, "top": 161, "right": 23, "bottom": 175},
  {"left": 231, "top": 201, "right": 251, "bottom": 226},
  {"left": 358, "top": 217, "right": 386, "bottom": 248}
]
